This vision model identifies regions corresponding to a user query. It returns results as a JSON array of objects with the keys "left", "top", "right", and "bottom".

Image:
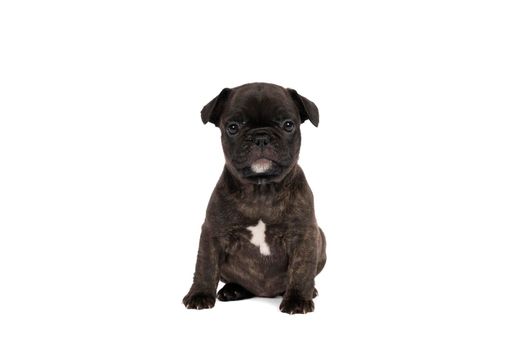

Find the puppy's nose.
[{"left": 253, "top": 133, "right": 270, "bottom": 147}]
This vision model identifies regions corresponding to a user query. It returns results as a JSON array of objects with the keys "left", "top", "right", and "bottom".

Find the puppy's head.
[{"left": 201, "top": 82, "right": 319, "bottom": 185}]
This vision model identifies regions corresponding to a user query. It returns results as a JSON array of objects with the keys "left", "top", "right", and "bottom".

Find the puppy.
[{"left": 183, "top": 82, "right": 326, "bottom": 314}]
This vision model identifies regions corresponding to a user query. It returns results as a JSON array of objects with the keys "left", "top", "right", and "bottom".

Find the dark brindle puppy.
[{"left": 183, "top": 82, "right": 326, "bottom": 314}]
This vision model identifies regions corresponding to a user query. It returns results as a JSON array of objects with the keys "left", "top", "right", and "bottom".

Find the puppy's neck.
[{"left": 220, "top": 164, "right": 308, "bottom": 221}]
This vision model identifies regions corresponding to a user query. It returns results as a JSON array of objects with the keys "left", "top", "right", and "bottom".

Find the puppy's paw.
[
  {"left": 217, "top": 283, "right": 254, "bottom": 302},
  {"left": 183, "top": 292, "right": 216, "bottom": 310},
  {"left": 279, "top": 295, "right": 315, "bottom": 314}
]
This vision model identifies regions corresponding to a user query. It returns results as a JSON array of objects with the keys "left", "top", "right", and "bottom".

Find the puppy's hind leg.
[{"left": 217, "top": 283, "right": 254, "bottom": 302}]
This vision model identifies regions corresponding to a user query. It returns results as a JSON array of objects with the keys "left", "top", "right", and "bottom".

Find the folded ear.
[
  {"left": 200, "top": 88, "right": 231, "bottom": 126},
  {"left": 287, "top": 88, "right": 319, "bottom": 127}
]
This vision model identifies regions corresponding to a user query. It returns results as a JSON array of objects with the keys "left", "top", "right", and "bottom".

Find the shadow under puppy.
[{"left": 183, "top": 82, "right": 326, "bottom": 314}]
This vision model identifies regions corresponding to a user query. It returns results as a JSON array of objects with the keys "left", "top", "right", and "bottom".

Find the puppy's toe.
[{"left": 183, "top": 292, "right": 216, "bottom": 310}]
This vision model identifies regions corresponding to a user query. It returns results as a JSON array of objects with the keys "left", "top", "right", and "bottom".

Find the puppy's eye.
[
  {"left": 227, "top": 122, "right": 240, "bottom": 135},
  {"left": 283, "top": 120, "right": 295, "bottom": 132}
]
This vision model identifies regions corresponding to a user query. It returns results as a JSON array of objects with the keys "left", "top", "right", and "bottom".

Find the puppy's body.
[
  {"left": 209, "top": 165, "right": 326, "bottom": 298},
  {"left": 183, "top": 83, "right": 326, "bottom": 314}
]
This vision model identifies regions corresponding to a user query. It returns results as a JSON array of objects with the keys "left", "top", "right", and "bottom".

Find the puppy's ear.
[
  {"left": 287, "top": 88, "right": 319, "bottom": 127},
  {"left": 201, "top": 88, "right": 231, "bottom": 126}
]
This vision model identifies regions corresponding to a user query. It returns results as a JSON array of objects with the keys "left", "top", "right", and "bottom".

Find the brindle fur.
[{"left": 183, "top": 83, "right": 326, "bottom": 314}]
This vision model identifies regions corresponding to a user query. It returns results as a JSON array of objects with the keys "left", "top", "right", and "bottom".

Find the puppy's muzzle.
[
  {"left": 253, "top": 132, "right": 270, "bottom": 147},
  {"left": 248, "top": 128, "right": 272, "bottom": 148}
]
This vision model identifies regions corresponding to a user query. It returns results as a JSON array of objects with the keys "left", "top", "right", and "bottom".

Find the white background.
[{"left": 1, "top": 1, "right": 524, "bottom": 349}]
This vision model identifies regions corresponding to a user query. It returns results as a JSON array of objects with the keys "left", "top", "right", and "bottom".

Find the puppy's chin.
[
  {"left": 226, "top": 158, "right": 286, "bottom": 185},
  {"left": 243, "top": 159, "right": 281, "bottom": 184},
  {"left": 250, "top": 159, "right": 273, "bottom": 174}
]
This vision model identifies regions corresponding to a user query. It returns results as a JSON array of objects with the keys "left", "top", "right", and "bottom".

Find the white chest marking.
[{"left": 247, "top": 219, "right": 271, "bottom": 256}]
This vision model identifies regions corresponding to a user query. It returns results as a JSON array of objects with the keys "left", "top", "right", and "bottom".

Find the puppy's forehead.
[{"left": 226, "top": 84, "right": 297, "bottom": 122}]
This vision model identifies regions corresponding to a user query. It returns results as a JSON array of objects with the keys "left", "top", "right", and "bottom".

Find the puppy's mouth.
[{"left": 240, "top": 158, "right": 282, "bottom": 184}]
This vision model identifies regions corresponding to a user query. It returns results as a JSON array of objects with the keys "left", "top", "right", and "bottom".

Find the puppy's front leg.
[
  {"left": 183, "top": 225, "right": 223, "bottom": 309},
  {"left": 280, "top": 228, "right": 318, "bottom": 314}
]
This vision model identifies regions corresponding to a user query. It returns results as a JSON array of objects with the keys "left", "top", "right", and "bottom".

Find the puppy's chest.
[{"left": 222, "top": 219, "right": 288, "bottom": 258}]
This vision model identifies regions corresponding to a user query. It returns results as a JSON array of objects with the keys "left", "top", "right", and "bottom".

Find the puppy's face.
[
  {"left": 220, "top": 86, "right": 302, "bottom": 184},
  {"left": 201, "top": 83, "right": 319, "bottom": 184}
]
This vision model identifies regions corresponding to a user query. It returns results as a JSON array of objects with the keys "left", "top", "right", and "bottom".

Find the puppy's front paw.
[
  {"left": 279, "top": 296, "right": 315, "bottom": 314},
  {"left": 183, "top": 292, "right": 216, "bottom": 310}
]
